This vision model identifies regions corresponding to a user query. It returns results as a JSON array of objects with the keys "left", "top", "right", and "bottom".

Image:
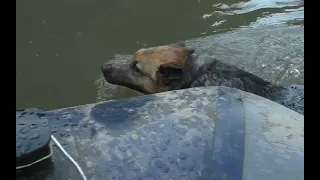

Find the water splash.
[
  {"left": 202, "top": 0, "right": 303, "bottom": 31},
  {"left": 95, "top": 74, "right": 117, "bottom": 102}
]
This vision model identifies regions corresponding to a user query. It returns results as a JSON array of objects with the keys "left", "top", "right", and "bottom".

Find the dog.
[{"left": 101, "top": 43, "right": 304, "bottom": 115}]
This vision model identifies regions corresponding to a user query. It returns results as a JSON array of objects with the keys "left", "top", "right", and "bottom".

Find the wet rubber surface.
[
  {"left": 16, "top": 108, "right": 51, "bottom": 167},
  {"left": 16, "top": 87, "right": 304, "bottom": 180}
]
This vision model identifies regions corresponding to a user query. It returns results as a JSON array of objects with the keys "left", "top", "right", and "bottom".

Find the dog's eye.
[{"left": 132, "top": 62, "right": 141, "bottom": 73}]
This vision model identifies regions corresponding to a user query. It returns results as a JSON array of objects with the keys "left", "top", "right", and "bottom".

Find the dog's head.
[{"left": 101, "top": 43, "right": 195, "bottom": 94}]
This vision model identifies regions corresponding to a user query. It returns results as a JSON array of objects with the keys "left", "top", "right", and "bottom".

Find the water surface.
[{"left": 16, "top": 0, "right": 304, "bottom": 110}]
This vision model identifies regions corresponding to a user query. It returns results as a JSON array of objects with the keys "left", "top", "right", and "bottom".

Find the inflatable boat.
[{"left": 16, "top": 86, "right": 304, "bottom": 180}]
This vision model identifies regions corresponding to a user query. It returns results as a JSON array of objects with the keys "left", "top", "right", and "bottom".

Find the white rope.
[
  {"left": 16, "top": 141, "right": 53, "bottom": 170},
  {"left": 16, "top": 135, "right": 88, "bottom": 180},
  {"left": 51, "top": 135, "right": 88, "bottom": 180}
]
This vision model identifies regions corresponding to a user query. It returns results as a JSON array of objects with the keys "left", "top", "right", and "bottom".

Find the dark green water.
[{"left": 16, "top": 0, "right": 304, "bottom": 110}]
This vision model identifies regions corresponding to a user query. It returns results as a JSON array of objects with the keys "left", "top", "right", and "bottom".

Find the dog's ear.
[
  {"left": 159, "top": 63, "right": 183, "bottom": 77},
  {"left": 187, "top": 49, "right": 195, "bottom": 55},
  {"left": 157, "top": 63, "right": 184, "bottom": 85}
]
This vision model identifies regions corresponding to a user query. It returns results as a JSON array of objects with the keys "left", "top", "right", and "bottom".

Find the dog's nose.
[{"left": 101, "top": 63, "right": 113, "bottom": 74}]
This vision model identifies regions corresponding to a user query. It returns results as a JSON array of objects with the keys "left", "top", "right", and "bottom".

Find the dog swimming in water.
[{"left": 101, "top": 43, "right": 304, "bottom": 115}]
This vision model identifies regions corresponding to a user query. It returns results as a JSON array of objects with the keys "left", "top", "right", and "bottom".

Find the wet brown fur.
[{"left": 133, "top": 44, "right": 192, "bottom": 93}]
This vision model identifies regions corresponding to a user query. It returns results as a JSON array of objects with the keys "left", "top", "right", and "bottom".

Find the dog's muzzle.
[{"left": 101, "top": 63, "right": 113, "bottom": 76}]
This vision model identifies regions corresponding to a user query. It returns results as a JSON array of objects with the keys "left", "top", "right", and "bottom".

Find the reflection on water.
[{"left": 16, "top": 0, "right": 304, "bottom": 109}]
